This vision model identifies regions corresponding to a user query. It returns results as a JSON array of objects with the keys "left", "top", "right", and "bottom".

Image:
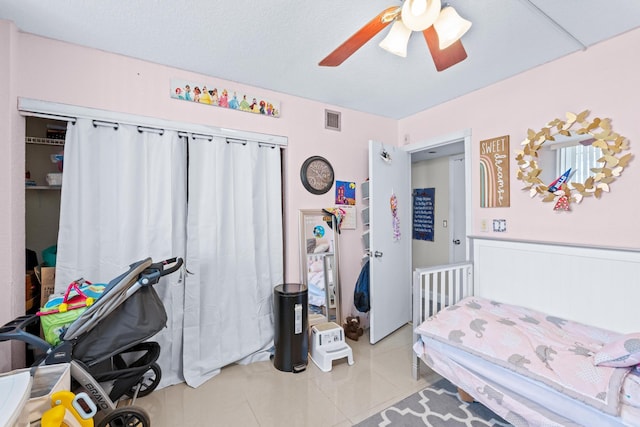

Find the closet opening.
[
  {"left": 410, "top": 140, "right": 467, "bottom": 271},
  {"left": 24, "top": 115, "right": 68, "bottom": 365},
  {"left": 19, "top": 99, "right": 289, "bottom": 381}
]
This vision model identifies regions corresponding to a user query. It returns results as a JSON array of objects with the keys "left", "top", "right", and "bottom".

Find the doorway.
[
  {"left": 365, "top": 131, "right": 471, "bottom": 344},
  {"left": 408, "top": 134, "right": 469, "bottom": 271},
  {"left": 25, "top": 116, "right": 66, "bottom": 311}
]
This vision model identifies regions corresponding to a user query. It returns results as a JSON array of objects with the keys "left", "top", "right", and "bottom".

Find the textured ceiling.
[{"left": 2, "top": 0, "right": 640, "bottom": 119}]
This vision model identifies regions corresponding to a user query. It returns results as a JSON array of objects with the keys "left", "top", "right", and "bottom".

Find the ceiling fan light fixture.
[
  {"left": 433, "top": 5, "right": 472, "bottom": 49},
  {"left": 379, "top": 20, "right": 412, "bottom": 58},
  {"left": 401, "top": 0, "right": 442, "bottom": 31},
  {"left": 410, "top": 0, "right": 427, "bottom": 16}
]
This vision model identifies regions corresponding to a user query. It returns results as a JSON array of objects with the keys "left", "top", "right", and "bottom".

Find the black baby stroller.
[{"left": 0, "top": 256, "right": 183, "bottom": 426}]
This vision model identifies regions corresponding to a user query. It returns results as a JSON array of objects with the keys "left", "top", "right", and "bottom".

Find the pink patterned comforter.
[{"left": 415, "top": 296, "right": 630, "bottom": 415}]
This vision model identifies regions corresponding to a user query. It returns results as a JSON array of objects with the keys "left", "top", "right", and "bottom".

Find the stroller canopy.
[{"left": 63, "top": 258, "right": 168, "bottom": 366}]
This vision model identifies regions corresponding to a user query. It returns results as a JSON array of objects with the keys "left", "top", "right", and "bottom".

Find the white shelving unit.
[
  {"left": 361, "top": 181, "right": 370, "bottom": 254},
  {"left": 361, "top": 206, "right": 369, "bottom": 227},
  {"left": 361, "top": 180, "right": 370, "bottom": 199},
  {"left": 25, "top": 136, "right": 65, "bottom": 146},
  {"left": 26, "top": 186, "right": 61, "bottom": 191},
  {"left": 25, "top": 136, "right": 64, "bottom": 189},
  {"left": 25, "top": 117, "right": 66, "bottom": 273}
]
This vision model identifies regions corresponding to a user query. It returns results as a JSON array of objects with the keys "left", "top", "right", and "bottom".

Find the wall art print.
[
  {"left": 170, "top": 78, "right": 280, "bottom": 118},
  {"left": 480, "top": 135, "right": 510, "bottom": 208},
  {"left": 412, "top": 188, "right": 435, "bottom": 241},
  {"left": 335, "top": 180, "right": 356, "bottom": 205}
]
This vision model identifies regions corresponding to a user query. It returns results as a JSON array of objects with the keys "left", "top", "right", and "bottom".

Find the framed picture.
[{"left": 335, "top": 180, "right": 356, "bottom": 205}]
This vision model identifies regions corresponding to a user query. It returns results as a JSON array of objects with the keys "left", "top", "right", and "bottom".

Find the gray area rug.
[{"left": 354, "top": 378, "right": 512, "bottom": 427}]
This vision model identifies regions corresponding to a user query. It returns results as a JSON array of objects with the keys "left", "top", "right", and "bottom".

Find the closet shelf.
[
  {"left": 26, "top": 186, "right": 61, "bottom": 190},
  {"left": 361, "top": 181, "right": 369, "bottom": 199},
  {"left": 25, "top": 136, "right": 65, "bottom": 146},
  {"left": 361, "top": 180, "right": 370, "bottom": 254},
  {"left": 362, "top": 207, "right": 369, "bottom": 226}
]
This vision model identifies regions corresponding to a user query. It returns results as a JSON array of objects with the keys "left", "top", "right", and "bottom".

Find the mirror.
[
  {"left": 516, "top": 110, "right": 632, "bottom": 210},
  {"left": 299, "top": 209, "right": 341, "bottom": 326},
  {"left": 537, "top": 133, "right": 603, "bottom": 189}
]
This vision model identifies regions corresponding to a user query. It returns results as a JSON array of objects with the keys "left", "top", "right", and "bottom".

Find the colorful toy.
[
  {"left": 41, "top": 391, "right": 96, "bottom": 427},
  {"left": 37, "top": 280, "right": 105, "bottom": 345}
]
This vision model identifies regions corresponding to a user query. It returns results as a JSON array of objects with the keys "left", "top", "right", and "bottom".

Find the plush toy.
[{"left": 343, "top": 316, "right": 364, "bottom": 341}]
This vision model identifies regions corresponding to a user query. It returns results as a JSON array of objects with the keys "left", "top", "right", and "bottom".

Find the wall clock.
[{"left": 300, "top": 156, "right": 334, "bottom": 195}]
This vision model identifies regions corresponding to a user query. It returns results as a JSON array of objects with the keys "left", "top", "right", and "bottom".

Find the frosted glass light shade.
[
  {"left": 410, "top": 0, "right": 427, "bottom": 16},
  {"left": 379, "top": 20, "right": 412, "bottom": 58},
  {"left": 433, "top": 5, "right": 472, "bottom": 49},
  {"left": 401, "top": 0, "right": 441, "bottom": 31}
]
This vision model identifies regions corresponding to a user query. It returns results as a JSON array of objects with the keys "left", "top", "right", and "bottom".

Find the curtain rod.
[
  {"left": 39, "top": 112, "right": 275, "bottom": 145},
  {"left": 26, "top": 112, "right": 77, "bottom": 124},
  {"left": 92, "top": 120, "right": 119, "bottom": 129},
  {"left": 18, "top": 98, "right": 288, "bottom": 147},
  {"left": 226, "top": 137, "right": 247, "bottom": 146},
  {"left": 138, "top": 125, "right": 164, "bottom": 135}
]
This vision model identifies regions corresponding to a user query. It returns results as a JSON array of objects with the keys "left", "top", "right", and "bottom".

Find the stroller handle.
[
  {"left": 0, "top": 314, "right": 51, "bottom": 352},
  {"left": 139, "top": 257, "right": 183, "bottom": 286},
  {"left": 160, "top": 257, "right": 183, "bottom": 276}
]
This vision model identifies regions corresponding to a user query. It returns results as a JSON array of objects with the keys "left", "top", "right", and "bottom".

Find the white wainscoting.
[{"left": 472, "top": 238, "right": 640, "bottom": 334}]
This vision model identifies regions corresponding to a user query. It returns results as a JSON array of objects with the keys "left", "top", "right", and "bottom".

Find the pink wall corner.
[
  {"left": 399, "top": 28, "right": 640, "bottom": 250},
  {"left": 2, "top": 23, "right": 397, "bottom": 348},
  {"left": 0, "top": 19, "right": 27, "bottom": 370}
]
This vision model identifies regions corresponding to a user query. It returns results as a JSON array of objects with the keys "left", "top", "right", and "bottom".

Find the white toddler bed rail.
[{"left": 412, "top": 261, "right": 473, "bottom": 380}]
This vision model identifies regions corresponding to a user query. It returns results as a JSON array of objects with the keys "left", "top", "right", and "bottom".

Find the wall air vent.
[{"left": 324, "top": 109, "right": 341, "bottom": 131}]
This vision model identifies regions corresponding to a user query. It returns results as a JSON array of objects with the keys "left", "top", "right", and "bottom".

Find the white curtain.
[
  {"left": 57, "top": 119, "right": 283, "bottom": 389},
  {"left": 182, "top": 136, "right": 283, "bottom": 387},
  {"left": 56, "top": 118, "right": 187, "bottom": 387}
]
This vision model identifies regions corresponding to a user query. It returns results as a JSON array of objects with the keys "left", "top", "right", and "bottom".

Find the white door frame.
[
  {"left": 402, "top": 129, "right": 472, "bottom": 262},
  {"left": 449, "top": 153, "right": 466, "bottom": 263}
]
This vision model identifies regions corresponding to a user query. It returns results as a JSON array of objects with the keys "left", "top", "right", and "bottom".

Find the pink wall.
[
  {"left": 0, "top": 20, "right": 396, "bottom": 367},
  {"left": 0, "top": 20, "right": 26, "bottom": 372},
  {"left": 399, "top": 28, "right": 640, "bottom": 249}
]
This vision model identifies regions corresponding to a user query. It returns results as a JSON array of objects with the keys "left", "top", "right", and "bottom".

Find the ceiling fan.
[{"left": 319, "top": 0, "right": 471, "bottom": 71}]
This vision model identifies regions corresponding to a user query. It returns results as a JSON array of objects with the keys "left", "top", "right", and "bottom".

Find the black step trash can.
[{"left": 273, "top": 283, "right": 308, "bottom": 373}]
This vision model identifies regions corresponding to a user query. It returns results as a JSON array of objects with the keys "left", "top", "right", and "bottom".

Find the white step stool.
[{"left": 309, "top": 322, "right": 354, "bottom": 372}]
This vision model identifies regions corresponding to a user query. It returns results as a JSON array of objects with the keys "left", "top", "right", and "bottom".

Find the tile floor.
[{"left": 135, "top": 323, "right": 440, "bottom": 426}]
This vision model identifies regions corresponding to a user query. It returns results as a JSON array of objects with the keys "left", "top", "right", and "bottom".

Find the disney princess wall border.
[{"left": 170, "top": 78, "right": 280, "bottom": 118}]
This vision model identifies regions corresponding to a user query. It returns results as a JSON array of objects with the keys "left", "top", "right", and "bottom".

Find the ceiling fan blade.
[
  {"left": 422, "top": 26, "right": 468, "bottom": 72},
  {"left": 319, "top": 6, "right": 399, "bottom": 67}
]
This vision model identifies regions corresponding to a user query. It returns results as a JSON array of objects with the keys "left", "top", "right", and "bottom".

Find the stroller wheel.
[
  {"left": 97, "top": 406, "right": 150, "bottom": 427},
  {"left": 126, "top": 362, "right": 162, "bottom": 398}
]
